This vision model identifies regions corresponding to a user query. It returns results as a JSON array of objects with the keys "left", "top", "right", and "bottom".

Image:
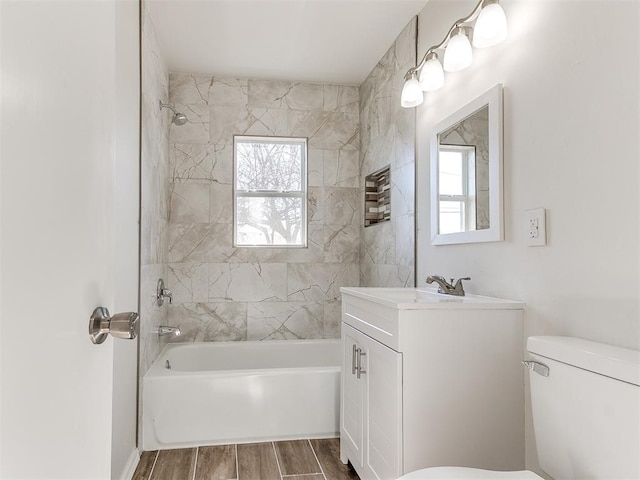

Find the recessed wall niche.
[{"left": 364, "top": 166, "right": 391, "bottom": 227}]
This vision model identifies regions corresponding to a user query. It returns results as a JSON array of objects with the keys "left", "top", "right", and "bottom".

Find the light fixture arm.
[{"left": 414, "top": 0, "right": 489, "bottom": 74}]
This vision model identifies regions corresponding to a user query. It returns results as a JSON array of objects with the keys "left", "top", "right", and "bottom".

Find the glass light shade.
[
  {"left": 419, "top": 56, "right": 445, "bottom": 92},
  {"left": 473, "top": 2, "right": 508, "bottom": 48},
  {"left": 401, "top": 75, "right": 423, "bottom": 108},
  {"left": 443, "top": 30, "right": 473, "bottom": 72}
]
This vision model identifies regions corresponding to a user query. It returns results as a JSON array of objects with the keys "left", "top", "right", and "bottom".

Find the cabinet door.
[
  {"left": 364, "top": 334, "right": 403, "bottom": 480},
  {"left": 341, "top": 323, "right": 365, "bottom": 467}
]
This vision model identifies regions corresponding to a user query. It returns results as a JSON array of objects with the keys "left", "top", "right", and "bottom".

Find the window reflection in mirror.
[
  {"left": 437, "top": 105, "right": 488, "bottom": 234},
  {"left": 438, "top": 145, "right": 476, "bottom": 234}
]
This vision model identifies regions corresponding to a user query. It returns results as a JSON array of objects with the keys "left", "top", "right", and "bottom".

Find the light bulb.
[
  {"left": 401, "top": 73, "right": 423, "bottom": 108},
  {"left": 419, "top": 53, "right": 445, "bottom": 92},
  {"left": 443, "top": 28, "right": 473, "bottom": 72},
  {"left": 473, "top": 1, "right": 508, "bottom": 48}
]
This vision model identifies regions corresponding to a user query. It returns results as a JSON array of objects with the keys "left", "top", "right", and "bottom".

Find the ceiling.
[{"left": 146, "top": 0, "right": 428, "bottom": 85}]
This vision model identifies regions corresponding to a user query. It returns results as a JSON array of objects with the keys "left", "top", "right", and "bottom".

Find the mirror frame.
[{"left": 430, "top": 83, "right": 503, "bottom": 245}]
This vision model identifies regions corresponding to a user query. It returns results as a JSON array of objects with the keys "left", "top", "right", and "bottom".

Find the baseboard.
[{"left": 120, "top": 448, "right": 140, "bottom": 480}]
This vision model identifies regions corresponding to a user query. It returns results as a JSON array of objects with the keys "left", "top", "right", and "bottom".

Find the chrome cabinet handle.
[
  {"left": 352, "top": 344, "right": 358, "bottom": 374},
  {"left": 356, "top": 349, "right": 366, "bottom": 378},
  {"left": 89, "top": 306, "right": 139, "bottom": 344}
]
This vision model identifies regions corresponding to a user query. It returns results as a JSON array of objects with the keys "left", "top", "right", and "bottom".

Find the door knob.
[{"left": 89, "top": 306, "right": 139, "bottom": 344}]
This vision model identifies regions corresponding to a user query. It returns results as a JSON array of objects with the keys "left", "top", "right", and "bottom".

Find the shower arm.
[{"left": 159, "top": 100, "right": 177, "bottom": 114}]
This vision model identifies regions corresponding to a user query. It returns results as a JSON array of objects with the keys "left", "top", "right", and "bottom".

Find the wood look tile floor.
[{"left": 133, "top": 438, "right": 360, "bottom": 480}]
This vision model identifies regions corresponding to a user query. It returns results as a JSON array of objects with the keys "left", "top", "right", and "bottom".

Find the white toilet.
[{"left": 399, "top": 336, "right": 640, "bottom": 479}]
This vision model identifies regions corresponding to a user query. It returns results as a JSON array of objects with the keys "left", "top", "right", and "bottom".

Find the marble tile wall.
[
  {"left": 359, "top": 18, "right": 417, "bottom": 287},
  {"left": 165, "top": 74, "right": 360, "bottom": 342},
  {"left": 140, "top": 3, "right": 170, "bottom": 377}
]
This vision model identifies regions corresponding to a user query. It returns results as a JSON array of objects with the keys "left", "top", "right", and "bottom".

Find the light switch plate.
[{"left": 526, "top": 208, "right": 546, "bottom": 246}]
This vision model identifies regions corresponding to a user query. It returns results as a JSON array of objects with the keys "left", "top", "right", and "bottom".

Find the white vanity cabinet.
[
  {"left": 342, "top": 322, "right": 402, "bottom": 480},
  {"left": 340, "top": 287, "right": 525, "bottom": 480}
]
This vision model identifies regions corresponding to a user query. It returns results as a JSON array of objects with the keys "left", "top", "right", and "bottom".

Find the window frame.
[{"left": 233, "top": 135, "right": 308, "bottom": 248}]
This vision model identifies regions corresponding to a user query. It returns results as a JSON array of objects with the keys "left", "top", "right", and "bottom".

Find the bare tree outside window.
[{"left": 234, "top": 136, "right": 307, "bottom": 246}]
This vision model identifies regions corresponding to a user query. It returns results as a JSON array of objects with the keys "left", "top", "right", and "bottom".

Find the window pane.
[
  {"left": 236, "top": 196, "right": 303, "bottom": 246},
  {"left": 439, "top": 150, "right": 463, "bottom": 196},
  {"left": 236, "top": 141, "right": 303, "bottom": 191},
  {"left": 439, "top": 200, "right": 465, "bottom": 234}
]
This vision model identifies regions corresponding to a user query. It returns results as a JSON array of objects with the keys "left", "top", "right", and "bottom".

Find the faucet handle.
[
  {"left": 156, "top": 278, "right": 173, "bottom": 305},
  {"left": 451, "top": 277, "right": 471, "bottom": 284},
  {"left": 162, "top": 288, "right": 173, "bottom": 304}
]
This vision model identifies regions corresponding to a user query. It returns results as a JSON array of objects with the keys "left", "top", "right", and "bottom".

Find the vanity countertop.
[{"left": 340, "top": 287, "right": 524, "bottom": 310}]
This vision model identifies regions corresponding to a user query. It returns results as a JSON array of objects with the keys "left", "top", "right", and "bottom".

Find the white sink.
[{"left": 340, "top": 287, "right": 524, "bottom": 310}]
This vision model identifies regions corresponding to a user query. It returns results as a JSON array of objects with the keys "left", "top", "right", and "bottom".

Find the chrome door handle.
[{"left": 89, "top": 306, "right": 139, "bottom": 344}]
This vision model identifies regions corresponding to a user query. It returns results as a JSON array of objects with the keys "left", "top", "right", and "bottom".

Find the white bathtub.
[{"left": 142, "top": 339, "right": 341, "bottom": 450}]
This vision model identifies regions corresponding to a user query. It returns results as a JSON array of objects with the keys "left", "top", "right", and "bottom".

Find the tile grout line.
[
  {"left": 307, "top": 439, "right": 328, "bottom": 480},
  {"left": 234, "top": 444, "right": 239, "bottom": 480},
  {"left": 147, "top": 451, "right": 160, "bottom": 480},
  {"left": 192, "top": 447, "right": 199, "bottom": 480},
  {"left": 272, "top": 442, "right": 285, "bottom": 480}
]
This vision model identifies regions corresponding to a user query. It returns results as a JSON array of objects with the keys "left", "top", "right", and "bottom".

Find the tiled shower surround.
[
  {"left": 141, "top": 16, "right": 417, "bottom": 347},
  {"left": 359, "top": 18, "right": 417, "bottom": 288},
  {"left": 140, "top": 3, "right": 169, "bottom": 376},
  {"left": 164, "top": 75, "right": 361, "bottom": 341}
]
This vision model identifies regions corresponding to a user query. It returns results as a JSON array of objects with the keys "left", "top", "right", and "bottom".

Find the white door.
[{"left": 0, "top": 1, "right": 139, "bottom": 478}]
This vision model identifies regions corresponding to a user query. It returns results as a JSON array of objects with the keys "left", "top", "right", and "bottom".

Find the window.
[
  {"left": 234, "top": 136, "right": 307, "bottom": 247},
  {"left": 438, "top": 145, "right": 476, "bottom": 234}
]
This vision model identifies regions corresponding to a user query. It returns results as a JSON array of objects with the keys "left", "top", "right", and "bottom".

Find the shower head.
[
  {"left": 172, "top": 113, "right": 188, "bottom": 126},
  {"left": 159, "top": 101, "right": 188, "bottom": 126}
]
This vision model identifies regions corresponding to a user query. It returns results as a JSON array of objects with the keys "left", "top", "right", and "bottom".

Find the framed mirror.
[{"left": 430, "top": 84, "right": 503, "bottom": 245}]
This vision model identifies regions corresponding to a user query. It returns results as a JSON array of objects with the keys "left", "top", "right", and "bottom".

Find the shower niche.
[{"left": 364, "top": 166, "right": 391, "bottom": 227}]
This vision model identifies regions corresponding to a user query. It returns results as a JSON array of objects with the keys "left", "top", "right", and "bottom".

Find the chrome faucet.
[
  {"left": 426, "top": 275, "right": 471, "bottom": 296},
  {"left": 157, "top": 325, "right": 181, "bottom": 336}
]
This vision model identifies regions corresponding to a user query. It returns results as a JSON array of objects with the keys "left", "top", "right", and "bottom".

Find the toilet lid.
[{"left": 397, "top": 467, "right": 544, "bottom": 480}]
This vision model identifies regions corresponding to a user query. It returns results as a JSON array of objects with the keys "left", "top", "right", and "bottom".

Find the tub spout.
[{"left": 157, "top": 325, "right": 181, "bottom": 336}]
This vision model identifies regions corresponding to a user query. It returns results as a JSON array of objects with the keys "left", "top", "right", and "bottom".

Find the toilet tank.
[{"left": 527, "top": 336, "right": 640, "bottom": 480}]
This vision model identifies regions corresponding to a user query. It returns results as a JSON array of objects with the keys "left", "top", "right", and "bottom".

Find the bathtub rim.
[{"left": 145, "top": 338, "right": 341, "bottom": 378}]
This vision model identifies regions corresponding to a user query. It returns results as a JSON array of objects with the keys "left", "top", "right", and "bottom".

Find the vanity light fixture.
[
  {"left": 401, "top": 0, "right": 508, "bottom": 108},
  {"left": 443, "top": 27, "right": 473, "bottom": 72},
  {"left": 419, "top": 52, "right": 445, "bottom": 92},
  {"left": 473, "top": 0, "right": 508, "bottom": 48},
  {"left": 400, "top": 70, "right": 424, "bottom": 108}
]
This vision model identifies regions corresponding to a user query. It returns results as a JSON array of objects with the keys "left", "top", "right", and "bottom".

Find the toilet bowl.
[{"left": 398, "top": 467, "right": 542, "bottom": 479}]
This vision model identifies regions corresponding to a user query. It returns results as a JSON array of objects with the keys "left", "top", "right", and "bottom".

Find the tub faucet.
[
  {"left": 157, "top": 325, "right": 181, "bottom": 336},
  {"left": 426, "top": 275, "right": 471, "bottom": 296}
]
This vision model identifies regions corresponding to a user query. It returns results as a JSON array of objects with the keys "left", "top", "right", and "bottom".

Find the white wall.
[
  {"left": 112, "top": 0, "right": 141, "bottom": 478},
  {"left": 415, "top": 0, "right": 639, "bottom": 474}
]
